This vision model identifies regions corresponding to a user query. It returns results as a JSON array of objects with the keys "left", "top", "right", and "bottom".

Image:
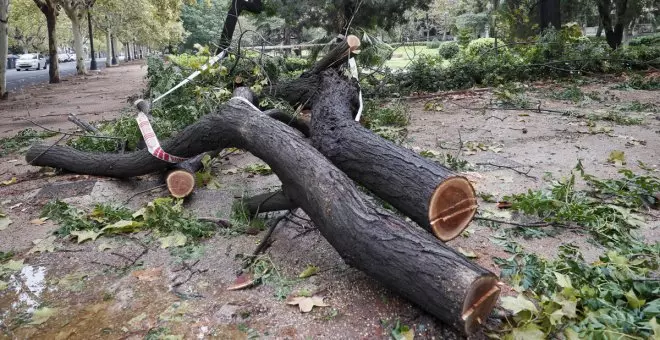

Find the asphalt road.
[{"left": 6, "top": 58, "right": 108, "bottom": 92}]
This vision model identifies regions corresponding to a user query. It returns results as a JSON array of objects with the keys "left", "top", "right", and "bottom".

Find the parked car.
[
  {"left": 16, "top": 53, "right": 46, "bottom": 71},
  {"left": 58, "top": 53, "right": 74, "bottom": 62}
]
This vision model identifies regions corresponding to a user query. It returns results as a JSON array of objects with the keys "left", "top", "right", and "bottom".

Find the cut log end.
[
  {"left": 166, "top": 170, "right": 196, "bottom": 198},
  {"left": 461, "top": 276, "right": 501, "bottom": 335},
  {"left": 428, "top": 176, "right": 477, "bottom": 241},
  {"left": 346, "top": 35, "right": 361, "bottom": 52}
]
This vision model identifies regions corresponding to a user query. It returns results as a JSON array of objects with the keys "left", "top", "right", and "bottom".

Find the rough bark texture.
[
  {"left": 25, "top": 96, "right": 500, "bottom": 335},
  {"left": 309, "top": 71, "right": 477, "bottom": 241},
  {"left": 265, "top": 36, "right": 360, "bottom": 108},
  {"left": 105, "top": 29, "right": 111, "bottom": 67},
  {"left": 218, "top": 0, "right": 263, "bottom": 52},
  {"left": 0, "top": 0, "right": 8, "bottom": 100},
  {"left": 65, "top": 7, "right": 86, "bottom": 75},
  {"left": 34, "top": 0, "right": 60, "bottom": 83},
  {"left": 243, "top": 190, "right": 297, "bottom": 216}
]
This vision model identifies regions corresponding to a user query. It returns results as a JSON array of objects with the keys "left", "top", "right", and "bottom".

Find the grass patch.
[{"left": 621, "top": 100, "right": 658, "bottom": 113}]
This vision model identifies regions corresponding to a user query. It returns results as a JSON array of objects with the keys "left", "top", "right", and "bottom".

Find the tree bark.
[
  {"left": 539, "top": 0, "right": 561, "bottom": 31},
  {"left": 218, "top": 0, "right": 263, "bottom": 52},
  {"left": 265, "top": 35, "right": 360, "bottom": 108},
  {"left": 0, "top": 0, "right": 8, "bottom": 100},
  {"left": 597, "top": 0, "right": 629, "bottom": 50},
  {"left": 105, "top": 29, "right": 111, "bottom": 67},
  {"left": 26, "top": 95, "right": 500, "bottom": 336},
  {"left": 35, "top": 0, "right": 60, "bottom": 83},
  {"left": 309, "top": 70, "right": 477, "bottom": 241},
  {"left": 58, "top": 0, "right": 88, "bottom": 75}
]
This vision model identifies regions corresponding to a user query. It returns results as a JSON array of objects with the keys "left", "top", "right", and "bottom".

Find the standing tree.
[
  {"left": 33, "top": 0, "right": 60, "bottom": 83},
  {"left": 540, "top": 0, "right": 561, "bottom": 30},
  {"left": 57, "top": 0, "right": 94, "bottom": 74},
  {"left": 597, "top": 0, "right": 657, "bottom": 49},
  {"left": 0, "top": 0, "right": 8, "bottom": 100}
]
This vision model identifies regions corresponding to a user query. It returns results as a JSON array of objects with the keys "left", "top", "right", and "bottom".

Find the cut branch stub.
[{"left": 428, "top": 176, "right": 478, "bottom": 241}]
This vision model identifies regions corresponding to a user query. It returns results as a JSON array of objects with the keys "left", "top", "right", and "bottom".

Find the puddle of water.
[{"left": 9, "top": 265, "right": 47, "bottom": 313}]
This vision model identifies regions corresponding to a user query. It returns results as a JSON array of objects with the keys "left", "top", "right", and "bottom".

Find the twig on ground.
[
  {"left": 124, "top": 184, "right": 167, "bottom": 204},
  {"left": 253, "top": 213, "right": 287, "bottom": 255},
  {"left": 474, "top": 216, "right": 579, "bottom": 230},
  {"left": 476, "top": 162, "right": 538, "bottom": 180},
  {"left": 198, "top": 217, "right": 232, "bottom": 228}
]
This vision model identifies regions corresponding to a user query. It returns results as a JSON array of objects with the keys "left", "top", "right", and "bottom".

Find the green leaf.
[
  {"left": 70, "top": 230, "right": 103, "bottom": 243},
  {"left": 501, "top": 294, "right": 538, "bottom": 315},
  {"left": 624, "top": 290, "right": 646, "bottom": 309},
  {"left": 649, "top": 317, "right": 660, "bottom": 338},
  {"left": 607, "top": 150, "right": 626, "bottom": 166},
  {"left": 0, "top": 217, "right": 13, "bottom": 231},
  {"left": 563, "top": 327, "right": 580, "bottom": 340},
  {"left": 158, "top": 232, "right": 187, "bottom": 249},
  {"left": 2, "top": 259, "right": 24, "bottom": 271},
  {"left": 554, "top": 272, "right": 573, "bottom": 289},
  {"left": 510, "top": 324, "right": 545, "bottom": 340},
  {"left": 29, "top": 307, "right": 57, "bottom": 325},
  {"left": 298, "top": 265, "right": 319, "bottom": 278},
  {"left": 0, "top": 281, "right": 7, "bottom": 291},
  {"left": 101, "top": 220, "right": 144, "bottom": 234}
]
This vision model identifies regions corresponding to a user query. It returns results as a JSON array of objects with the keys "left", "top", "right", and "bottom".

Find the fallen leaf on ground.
[
  {"left": 497, "top": 201, "right": 513, "bottom": 209},
  {"left": 1, "top": 177, "right": 17, "bottom": 186},
  {"left": 0, "top": 281, "right": 7, "bottom": 291},
  {"left": 0, "top": 210, "right": 5, "bottom": 217},
  {"left": 30, "top": 217, "right": 49, "bottom": 225},
  {"left": 101, "top": 220, "right": 143, "bottom": 233},
  {"left": 29, "top": 236, "right": 56, "bottom": 254},
  {"left": 132, "top": 267, "right": 163, "bottom": 281},
  {"left": 226, "top": 273, "right": 255, "bottom": 291},
  {"left": 29, "top": 307, "right": 57, "bottom": 325},
  {"left": 0, "top": 217, "right": 12, "bottom": 231},
  {"left": 97, "top": 242, "right": 115, "bottom": 251},
  {"left": 298, "top": 264, "right": 319, "bottom": 278},
  {"left": 607, "top": 150, "right": 626, "bottom": 166},
  {"left": 501, "top": 294, "right": 538, "bottom": 315},
  {"left": 70, "top": 230, "right": 103, "bottom": 243},
  {"left": 458, "top": 247, "right": 479, "bottom": 259},
  {"left": 286, "top": 295, "right": 329, "bottom": 313},
  {"left": 158, "top": 232, "right": 187, "bottom": 248}
]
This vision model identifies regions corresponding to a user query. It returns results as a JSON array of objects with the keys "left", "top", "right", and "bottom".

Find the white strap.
[
  {"left": 153, "top": 50, "right": 227, "bottom": 104},
  {"left": 348, "top": 58, "right": 364, "bottom": 122}
]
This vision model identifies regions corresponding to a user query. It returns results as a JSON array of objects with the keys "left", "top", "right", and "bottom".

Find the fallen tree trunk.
[
  {"left": 309, "top": 70, "right": 478, "bottom": 241},
  {"left": 25, "top": 93, "right": 499, "bottom": 336},
  {"left": 265, "top": 35, "right": 360, "bottom": 108}
]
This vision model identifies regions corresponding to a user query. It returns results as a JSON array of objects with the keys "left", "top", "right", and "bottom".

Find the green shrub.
[
  {"left": 426, "top": 39, "right": 441, "bottom": 49},
  {"left": 438, "top": 42, "right": 460, "bottom": 59},
  {"left": 465, "top": 38, "right": 496, "bottom": 57},
  {"left": 628, "top": 32, "right": 660, "bottom": 47}
]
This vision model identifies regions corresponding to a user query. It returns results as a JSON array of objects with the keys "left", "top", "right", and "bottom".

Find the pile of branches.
[{"left": 25, "top": 36, "right": 500, "bottom": 336}]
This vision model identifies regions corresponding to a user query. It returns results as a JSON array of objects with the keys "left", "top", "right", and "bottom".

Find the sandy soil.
[{"left": 0, "top": 71, "right": 658, "bottom": 339}]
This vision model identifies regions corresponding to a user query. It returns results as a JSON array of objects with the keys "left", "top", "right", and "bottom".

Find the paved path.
[{"left": 6, "top": 59, "right": 108, "bottom": 92}]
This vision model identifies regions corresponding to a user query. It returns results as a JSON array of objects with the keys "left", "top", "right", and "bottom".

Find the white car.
[
  {"left": 58, "top": 53, "right": 73, "bottom": 62},
  {"left": 17, "top": 53, "right": 46, "bottom": 71}
]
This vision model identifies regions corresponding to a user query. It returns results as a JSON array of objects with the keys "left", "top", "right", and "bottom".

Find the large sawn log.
[{"left": 25, "top": 93, "right": 500, "bottom": 336}]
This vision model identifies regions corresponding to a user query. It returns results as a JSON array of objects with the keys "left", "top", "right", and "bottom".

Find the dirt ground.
[
  {"left": 0, "top": 61, "right": 147, "bottom": 139},
  {"left": 0, "top": 69, "right": 658, "bottom": 340}
]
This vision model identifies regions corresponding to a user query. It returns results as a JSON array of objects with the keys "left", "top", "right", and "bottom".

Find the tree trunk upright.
[
  {"left": 0, "top": 0, "right": 9, "bottom": 100},
  {"left": 34, "top": 0, "right": 60, "bottom": 83},
  {"left": 539, "top": 0, "right": 561, "bottom": 31},
  {"left": 105, "top": 29, "right": 111, "bottom": 67},
  {"left": 597, "top": 0, "right": 629, "bottom": 49},
  {"left": 61, "top": 2, "right": 86, "bottom": 75}
]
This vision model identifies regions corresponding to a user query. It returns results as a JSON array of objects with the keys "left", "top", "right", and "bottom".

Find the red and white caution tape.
[
  {"left": 153, "top": 50, "right": 227, "bottom": 104},
  {"left": 136, "top": 112, "right": 188, "bottom": 163}
]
